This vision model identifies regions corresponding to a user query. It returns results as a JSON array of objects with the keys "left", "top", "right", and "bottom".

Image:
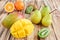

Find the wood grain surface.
[{"left": 0, "top": 0, "right": 60, "bottom": 40}]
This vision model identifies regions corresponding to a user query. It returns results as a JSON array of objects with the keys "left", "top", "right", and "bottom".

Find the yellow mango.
[{"left": 10, "top": 19, "right": 34, "bottom": 38}]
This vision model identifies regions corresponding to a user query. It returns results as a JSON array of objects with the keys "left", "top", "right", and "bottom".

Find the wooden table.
[{"left": 0, "top": 0, "right": 60, "bottom": 40}]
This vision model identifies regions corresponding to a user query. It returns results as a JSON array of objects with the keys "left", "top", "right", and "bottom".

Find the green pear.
[
  {"left": 41, "top": 6, "right": 50, "bottom": 17},
  {"left": 30, "top": 10, "right": 41, "bottom": 24},
  {"left": 42, "top": 14, "right": 52, "bottom": 26},
  {"left": 2, "top": 13, "right": 19, "bottom": 28}
]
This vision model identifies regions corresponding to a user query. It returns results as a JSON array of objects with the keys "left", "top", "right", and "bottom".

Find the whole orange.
[{"left": 14, "top": 1, "right": 24, "bottom": 10}]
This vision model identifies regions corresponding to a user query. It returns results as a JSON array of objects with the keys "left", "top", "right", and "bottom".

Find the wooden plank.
[
  {"left": 52, "top": 10, "right": 60, "bottom": 40},
  {"left": 0, "top": 0, "right": 60, "bottom": 40},
  {"left": 0, "top": 0, "right": 8, "bottom": 15},
  {"left": 45, "top": 0, "right": 60, "bottom": 40}
]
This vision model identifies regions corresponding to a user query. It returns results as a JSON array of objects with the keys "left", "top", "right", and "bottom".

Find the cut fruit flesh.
[{"left": 4, "top": 2, "right": 14, "bottom": 12}]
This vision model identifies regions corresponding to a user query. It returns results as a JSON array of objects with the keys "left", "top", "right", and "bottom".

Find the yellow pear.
[{"left": 42, "top": 14, "right": 52, "bottom": 26}]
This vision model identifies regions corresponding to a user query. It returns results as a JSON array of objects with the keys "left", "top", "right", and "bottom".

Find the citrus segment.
[{"left": 4, "top": 2, "right": 14, "bottom": 12}]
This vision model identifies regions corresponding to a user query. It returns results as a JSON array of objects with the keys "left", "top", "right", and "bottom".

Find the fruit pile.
[
  {"left": 30, "top": 6, "right": 51, "bottom": 38},
  {"left": 4, "top": 1, "right": 24, "bottom": 12},
  {"left": 2, "top": 0, "right": 52, "bottom": 39}
]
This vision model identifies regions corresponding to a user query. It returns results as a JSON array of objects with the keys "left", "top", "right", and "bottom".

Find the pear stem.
[
  {"left": 42, "top": 0, "right": 57, "bottom": 14},
  {"left": 42, "top": 1, "right": 47, "bottom": 7},
  {"left": 49, "top": 8, "right": 57, "bottom": 14}
]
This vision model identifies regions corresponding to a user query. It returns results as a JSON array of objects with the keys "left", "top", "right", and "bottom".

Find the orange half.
[{"left": 4, "top": 2, "right": 14, "bottom": 12}]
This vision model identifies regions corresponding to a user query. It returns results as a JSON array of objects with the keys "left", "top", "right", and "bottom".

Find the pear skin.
[
  {"left": 41, "top": 6, "right": 50, "bottom": 17},
  {"left": 30, "top": 10, "right": 41, "bottom": 24},
  {"left": 42, "top": 14, "right": 52, "bottom": 26}
]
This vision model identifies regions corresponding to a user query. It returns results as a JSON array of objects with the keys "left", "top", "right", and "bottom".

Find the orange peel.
[{"left": 14, "top": 1, "right": 24, "bottom": 10}]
